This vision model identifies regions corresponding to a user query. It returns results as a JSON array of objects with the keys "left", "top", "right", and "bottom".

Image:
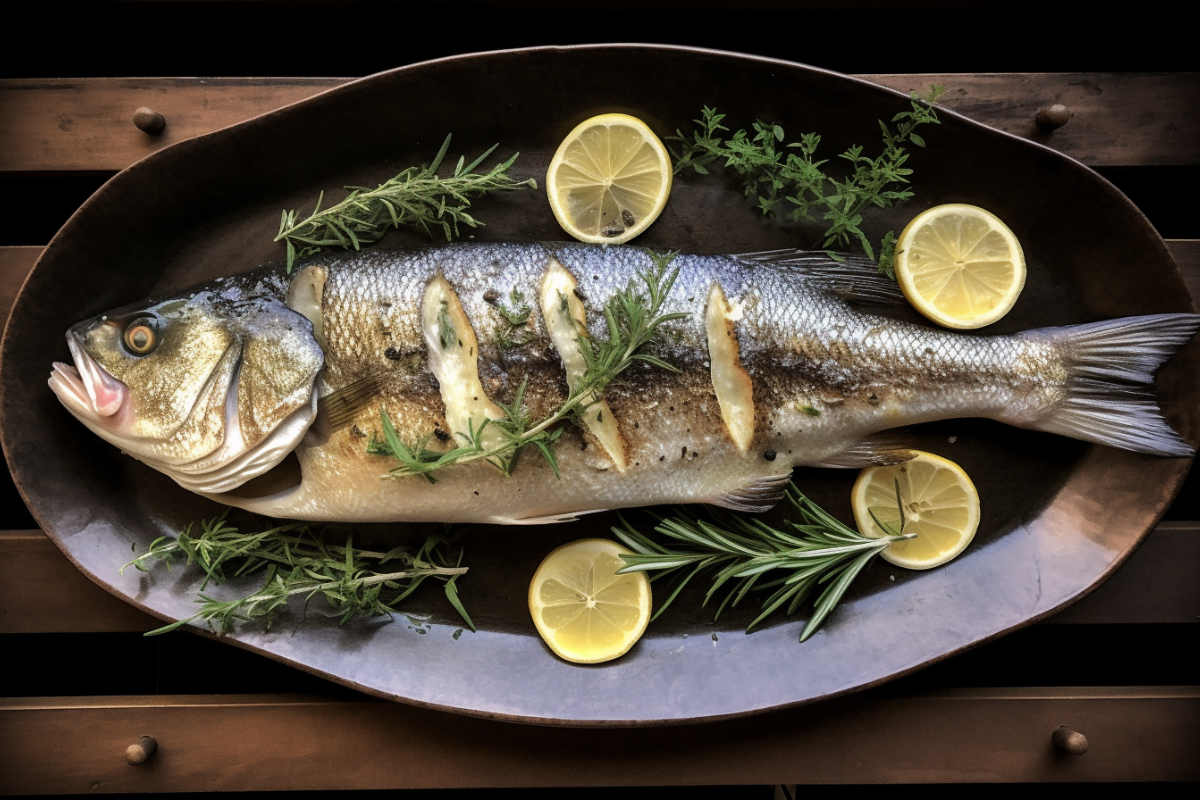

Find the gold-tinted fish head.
[{"left": 49, "top": 285, "right": 323, "bottom": 494}]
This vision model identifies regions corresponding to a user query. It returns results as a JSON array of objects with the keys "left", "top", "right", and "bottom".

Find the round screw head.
[
  {"left": 133, "top": 107, "right": 166, "bottom": 136},
  {"left": 125, "top": 734, "right": 158, "bottom": 766},
  {"left": 1036, "top": 104, "right": 1072, "bottom": 133},
  {"left": 1052, "top": 725, "right": 1089, "bottom": 755}
]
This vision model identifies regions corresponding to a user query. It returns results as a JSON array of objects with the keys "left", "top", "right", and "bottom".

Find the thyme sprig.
[
  {"left": 613, "top": 482, "right": 914, "bottom": 642},
  {"left": 372, "top": 251, "right": 688, "bottom": 480},
  {"left": 276, "top": 134, "right": 537, "bottom": 272},
  {"left": 668, "top": 87, "right": 944, "bottom": 278},
  {"left": 122, "top": 514, "right": 473, "bottom": 636}
]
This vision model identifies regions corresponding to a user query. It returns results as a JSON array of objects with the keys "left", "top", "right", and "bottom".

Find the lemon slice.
[
  {"left": 851, "top": 451, "right": 980, "bottom": 570},
  {"left": 528, "top": 538, "right": 652, "bottom": 664},
  {"left": 546, "top": 113, "right": 672, "bottom": 244},
  {"left": 894, "top": 203, "right": 1026, "bottom": 329}
]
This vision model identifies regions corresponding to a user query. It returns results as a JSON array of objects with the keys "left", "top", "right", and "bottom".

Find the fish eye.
[{"left": 123, "top": 318, "right": 158, "bottom": 355}]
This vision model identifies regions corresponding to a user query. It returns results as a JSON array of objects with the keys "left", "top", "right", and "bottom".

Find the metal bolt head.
[
  {"left": 1052, "top": 725, "right": 1088, "bottom": 755},
  {"left": 133, "top": 107, "right": 166, "bottom": 136}
]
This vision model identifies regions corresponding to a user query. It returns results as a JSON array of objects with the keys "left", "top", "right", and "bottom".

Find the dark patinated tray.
[{"left": 2, "top": 46, "right": 1195, "bottom": 726}]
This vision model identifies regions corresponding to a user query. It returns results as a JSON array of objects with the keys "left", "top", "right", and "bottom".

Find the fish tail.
[{"left": 1029, "top": 313, "right": 1199, "bottom": 456}]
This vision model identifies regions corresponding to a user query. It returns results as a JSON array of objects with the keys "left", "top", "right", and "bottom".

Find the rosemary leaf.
[
  {"left": 276, "top": 134, "right": 537, "bottom": 272},
  {"left": 613, "top": 484, "right": 915, "bottom": 642},
  {"left": 373, "top": 250, "right": 687, "bottom": 481},
  {"left": 122, "top": 515, "right": 472, "bottom": 636}
]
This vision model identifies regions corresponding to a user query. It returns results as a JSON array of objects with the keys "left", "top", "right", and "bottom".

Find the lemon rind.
[
  {"left": 546, "top": 113, "right": 672, "bottom": 246},
  {"left": 527, "top": 538, "right": 652, "bottom": 664},
  {"left": 850, "top": 451, "right": 980, "bottom": 571},
  {"left": 895, "top": 204, "right": 1026, "bottom": 330}
]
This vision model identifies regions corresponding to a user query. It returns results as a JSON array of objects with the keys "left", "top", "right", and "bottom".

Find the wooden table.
[{"left": 1, "top": 65, "right": 1197, "bottom": 793}]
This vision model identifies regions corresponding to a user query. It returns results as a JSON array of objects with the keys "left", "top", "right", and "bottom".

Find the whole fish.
[{"left": 49, "top": 242, "right": 1198, "bottom": 524}]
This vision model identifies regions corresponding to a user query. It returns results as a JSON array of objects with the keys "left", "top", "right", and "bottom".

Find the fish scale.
[{"left": 49, "top": 242, "right": 1198, "bottom": 523}]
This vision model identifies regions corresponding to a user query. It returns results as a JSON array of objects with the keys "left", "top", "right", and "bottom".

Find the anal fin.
[
  {"left": 497, "top": 508, "right": 610, "bottom": 525},
  {"left": 812, "top": 431, "right": 915, "bottom": 468},
  {"left": 704, "top": 472, "right": 792, "bottom": 513}
]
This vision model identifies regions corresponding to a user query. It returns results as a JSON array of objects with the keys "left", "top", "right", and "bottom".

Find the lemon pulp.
[
  {"left": 851, "top": 451, "right": 980, "bottom": 570},
  {"left": 894, "top": 203, "right": 1025, "bottom": 329},
  {"left": 546, "top": 113, "right": 672, "bottom": 244},
  {"left": 528, "top": 538, "right": 652, "bottom": 663}
]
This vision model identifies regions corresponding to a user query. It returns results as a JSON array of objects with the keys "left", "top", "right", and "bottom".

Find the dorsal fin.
[
  {"left": 735, "top": 250, "right": 905, "bottom": 306},
  {"left": 703, "top": 472, "right": 793, "bottom": 513}
]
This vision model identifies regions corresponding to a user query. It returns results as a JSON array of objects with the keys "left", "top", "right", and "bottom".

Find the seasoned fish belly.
[{"left": 50, "top": 243, "right": 1198, "bottom": 524}]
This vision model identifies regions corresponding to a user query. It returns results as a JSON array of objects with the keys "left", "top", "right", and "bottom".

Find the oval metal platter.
[{"left": 2, "top": 46, "right": 1196, "bottom": 726}]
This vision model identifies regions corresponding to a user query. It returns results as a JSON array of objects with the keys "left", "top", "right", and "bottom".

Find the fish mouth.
[{"left": 48, "top": 335, "right": 131, "bottom": 425}]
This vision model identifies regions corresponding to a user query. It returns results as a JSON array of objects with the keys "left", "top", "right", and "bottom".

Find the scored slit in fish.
[{"left": 48, "top": 242, "right": 1199, "bottom": 524}]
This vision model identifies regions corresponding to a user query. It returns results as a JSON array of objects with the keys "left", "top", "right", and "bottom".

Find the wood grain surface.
[
  {"left": 2, "top": 73, "right": 1196, "bottom": 172},
  {"left": 2, "top": 688, "right": 1197, "bottom": 792},
  {"left": 1, "top": 69, "right": 1195, "bottom": 792}
]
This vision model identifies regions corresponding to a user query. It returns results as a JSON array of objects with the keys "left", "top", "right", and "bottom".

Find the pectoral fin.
[{"left": 309, "top": 373, "right": 389, "bottom": 444}]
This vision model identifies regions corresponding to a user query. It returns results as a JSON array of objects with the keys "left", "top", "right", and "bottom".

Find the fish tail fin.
[{"left": 1030, "top": 313, "right": 1199, "bottom": 456}]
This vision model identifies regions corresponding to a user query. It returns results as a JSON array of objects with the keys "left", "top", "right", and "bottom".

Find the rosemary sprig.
[
  {"left": 613, "top": 482, "right": 915, "bottom": 642},
  {"left": 275, "top": 134, "right": 537, "bottom": 272},
  {"left": 668, "top": 87, "right": 944, "bottom": 278},
  {"left": 122, "top": 514, "right": 473, "bottom": 636},
  {"left": 372, "top": 250, "right": 688, "bottom": 480}
]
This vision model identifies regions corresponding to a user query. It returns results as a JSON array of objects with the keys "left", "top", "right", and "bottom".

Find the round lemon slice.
[
  {"left": 528, "top": 538, "right": 652, "bottom": 664},
  {"left": 546, "top": 113, "right": 672, "bottom": 244},
  {"left": 851, "top": 451, "right": 980, "bottom": 570},
  {"left": 894, "top": 203, "right": 1026, "bottom": 329}
]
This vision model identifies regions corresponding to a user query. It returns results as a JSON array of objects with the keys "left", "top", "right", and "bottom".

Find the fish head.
[{"left": 48, "top": 283, "right": 324, "bottom": 495}]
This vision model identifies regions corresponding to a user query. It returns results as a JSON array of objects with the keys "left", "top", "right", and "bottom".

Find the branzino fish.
[{"left": 49, "top": 243, "right": 1198, "bottom": 524}]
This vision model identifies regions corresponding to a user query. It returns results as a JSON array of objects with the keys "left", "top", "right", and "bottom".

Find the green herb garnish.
[
  {"left": 122, "top": 514, "right": 473, "bottom": 636},
  {"left": 613, "top": 482, "right": 914, "bottom": 642},
  {"left": 276, "top": 134, "right": 537, "bottom": 272},
  {"left": 668, "top": 87, "right": 944, "bottom": 277},
  {"left": 373, "top": 250, "right": 688, "bottom": 480},
  {"left": 493, "top": 288, "right": 535, "bottom": 350}
]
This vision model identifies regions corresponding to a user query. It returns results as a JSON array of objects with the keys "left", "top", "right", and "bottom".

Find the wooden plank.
[
  {"left": 1, "top": 523, "right": 1194, "bottom": 634},
  {"left": 3, "top": 240, "right": 1196, "bottom": 334},
  {"left": 1, "top": 74, "right": 1196, "bottom": 172},
  {"left": 0, "top": 78, "right": 343, "bottom": 173},
  {"left": 866, "top": 73, "right": 1200, "bottom": 167},
  {"left": 0, "top": 531, "right": 155, "bottom": 634},
  {"left": 1043, "top": 522, "right": 1200, "bottom": 624},
  {"left": 1, "top": 688, "right": 1196, "bottom": 791}
]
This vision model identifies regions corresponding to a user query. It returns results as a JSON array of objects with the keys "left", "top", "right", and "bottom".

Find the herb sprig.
[
  {"left": 372, "top": 251, "right": 688, "bottom": 481},
  {"left": 276, "top": 134, "right": 537, "bottom": 272},
  {"left": 123, "top": 514, "right": 474, "bottom": 636},
  {"left": 668, "top": 88, "right": 944, "bottom": 278},
  {"left": 492, "top": 288, "right": 535, "bottom": 350},
  {"left": 613, "top": 483, "right": 914, "bottom": 642}
]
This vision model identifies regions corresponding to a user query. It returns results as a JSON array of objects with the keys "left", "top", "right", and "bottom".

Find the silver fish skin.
[{"left": 50, "top": 242, "right": 1198, "bottom": 524}]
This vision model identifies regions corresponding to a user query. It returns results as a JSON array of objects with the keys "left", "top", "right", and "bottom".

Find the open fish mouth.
[{"left": 49, "top": 335, "right": 131, "bottom": 425}]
